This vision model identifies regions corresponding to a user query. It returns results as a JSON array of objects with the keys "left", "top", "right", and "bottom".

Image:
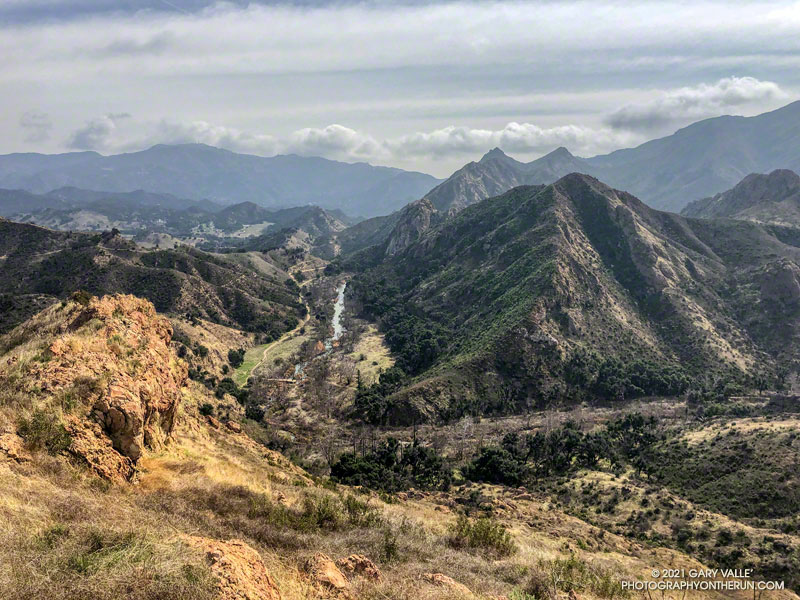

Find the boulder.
[
  {"left": 336, "top": 554, "right": 381, "bottom": 581},
  {"left": 306, "top": 553, "right": 348, "bottom": 591},
  {"left": 423, "top": 573, "right": 473, "bottom": 596},
  {"left": 226, "top": 421, "right": 242, "bottom": 433},
  {"left": 183, "top": 536, "right": 282, "bottom": 600}
]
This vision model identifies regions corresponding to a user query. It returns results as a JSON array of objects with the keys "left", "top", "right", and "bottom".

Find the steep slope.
[
  {"left": 682, "top": 169, "right": 800, "bottom": 226},
  {"left": 243, "top": 206, "right": 348, "bottom": 253},
  {"left": 350, "top": 174, "right": 800, "bottom": 422},
  {"left": 423, "top": 146, "right": 588, "bottom": 216},
  {"left": 334, "top": 147, "right": 583, "bottom": 257},
  {"left": 3, "top": 294, "right": 796, "bottom": 600},
  {"left": 0, "top": 144, "right": 441, "bottom": 218},
  {"left": 586, "top": 100, "right": 800, "bottom": 211},
  {"left": 0, "top": 220, "right": 304, "bottom": 334}
]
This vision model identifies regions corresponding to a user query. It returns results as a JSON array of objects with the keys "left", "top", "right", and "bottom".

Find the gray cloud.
[
  {"left": 2, "top": 2, "right": 799, "bottom": 173},
  {"left": 20, "top": 110, "right": 53, "bottom": 142},
  {"left": 66, "top": 113, "right": 131, "bottom": 150},
  {"left": 605, "top": 77, "right": 788, "bottom": 132},
  {"left": 95, "top": 31, "right": 175, "bottom": 56}
]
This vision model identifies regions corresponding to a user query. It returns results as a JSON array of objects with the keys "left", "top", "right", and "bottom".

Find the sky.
[{"left": 2, "top": 0, "right": 800, "bottom": 177}]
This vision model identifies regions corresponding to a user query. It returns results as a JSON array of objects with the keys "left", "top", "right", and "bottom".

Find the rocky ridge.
[{"left": 1, "top": 294, "right": 186, "bottom": 481}]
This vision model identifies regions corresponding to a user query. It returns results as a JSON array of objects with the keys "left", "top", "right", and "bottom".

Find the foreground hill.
[
  {"left": 682, "top": 170, "right": 800, "bottom": 226},
  {"left": 2, "top": 294, "right": 796, "bottom": 600},
  {"left": 0, "top": 219, "right": 304, "bottom": 334},
  {"left": 0, "top": 144, "right": 441, "bottom": 218},
  {"left": 348, "top": 174, "right": 800, "bottom": 423}
]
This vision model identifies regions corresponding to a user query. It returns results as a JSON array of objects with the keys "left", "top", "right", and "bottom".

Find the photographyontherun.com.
[{"left": 622, "top": 569, "right": 785, "bottom": 592}]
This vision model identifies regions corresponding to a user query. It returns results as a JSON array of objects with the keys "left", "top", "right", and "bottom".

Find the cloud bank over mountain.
[{"left": 3, "top": 1, "right": 799, "bottom": 174}]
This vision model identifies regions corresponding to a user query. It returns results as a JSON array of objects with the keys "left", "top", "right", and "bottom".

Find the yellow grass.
[{"left": 347, "top": 324, "right": 394, "bottom": 385}]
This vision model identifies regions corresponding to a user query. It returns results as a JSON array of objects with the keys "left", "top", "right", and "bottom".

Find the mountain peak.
[
  {"left": 546, "top": 146, "right": 574, "bottom": 159},
  {"left": 479, "top": 147, "right": 509, "bottom": 162},
  {"left": 681, "top": 169, "right": 800, "bottom": 223}
]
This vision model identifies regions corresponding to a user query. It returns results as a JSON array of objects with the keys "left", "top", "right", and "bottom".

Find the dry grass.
[
  {"left": 347, "top": 324, "right": 394, "bottom": 385},
  {"left": 4, "top": 410, "right": 798, "bottom": 600}
]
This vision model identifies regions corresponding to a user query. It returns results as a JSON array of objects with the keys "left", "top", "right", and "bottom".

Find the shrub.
[
  {"left": 198, "top": 403, "right": 214, "bottom": 417},
  {"left": 227, "top": 348, "right": 245, "bottom": 368},
  {"left": 69, "top": 290, "right": 93, "bottom": 306},
  {"left": 463, "top": 446, "right": 524, "bottom": 486},
  {"left": 330, "top": 438, "right": 450, "bottom": 492},
  {"left": 448, "top": 515, "right": 516, "bottom": 557},
  {"left": 343, "top": 495, "right": 382, "bottom": 527},
  {"left": 536, "top": 556, "right": 628, "bottom": 599},
  {"left": 244, "top": 404, "right": 265, "bottom": 422},
  {"left": 380, "top": 527, "right": 400, "bottom": 563},
  {"left": 215, "top": 378, "right": 248, "bottom": 404},
  {"left": 18, "top": 409, "right": 72, "bottom": 454}
]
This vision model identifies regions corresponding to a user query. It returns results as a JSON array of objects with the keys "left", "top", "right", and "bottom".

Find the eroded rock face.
[
  {"left": 28, "top": 294, "right": 187, "bottom": 481},
  {"left": 760, "top": 259, "right": 800, "bottom": 306},
  {"left": 183, "top": 536, "right": 282, "bottom": 600},
  {"left": 0, "top": 429, "right": 31, "bottom": 463}
]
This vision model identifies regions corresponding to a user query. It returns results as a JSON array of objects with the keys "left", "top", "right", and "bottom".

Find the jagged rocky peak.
[
  {"left": 385, "top": 198, "right": 439, "bottom": 256},
  {"left": 479, "top": 147, "right": 510, "bottom": 162}
]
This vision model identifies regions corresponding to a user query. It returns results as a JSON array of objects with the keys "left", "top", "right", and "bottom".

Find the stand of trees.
[
  {"left": 464, "top": 414, "right": 660, "bottom": 486},
  {"left": 330, "top": 437, "right": 451, "bottom": 492}
]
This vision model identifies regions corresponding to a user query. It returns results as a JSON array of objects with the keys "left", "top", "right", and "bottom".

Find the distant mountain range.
[
  {"left": 359, "top": 100, "right": 800, "bottom": 224},
  {"left": 682, "top": 169, "right": 800, "bottom": 227},
  {"left": 0, "top": 186, "right": 357, "bottom": 252},
  {"left": 329, "top": 101, "right": 800, "bottom": 258},
  {"left": 0, "top": 144, "right": 441, "bottom": 218},
  {"left": 348, "top": 173, "right": 800, "bottom": 423},
  {"left": 2, "top": 100, "right": 798, "bottom": 236}
]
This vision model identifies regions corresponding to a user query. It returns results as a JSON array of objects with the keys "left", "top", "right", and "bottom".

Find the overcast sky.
[{"left": 3, "top": 0, "right": 800, "bottom": 176}]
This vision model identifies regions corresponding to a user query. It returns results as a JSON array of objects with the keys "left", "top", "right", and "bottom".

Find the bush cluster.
[{"left": 330, "top": 437, "right": 451, "bottom": 492}]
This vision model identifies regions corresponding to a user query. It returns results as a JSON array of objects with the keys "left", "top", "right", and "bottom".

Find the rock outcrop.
[
  {"left": 335, "top": 554, "right": 381, "bottom": 582},
  {"left": 305, "top": 553, "right": 349, "bottom": 592},
  {"left": 423, "top": 572, "right": 474, "bottom": 596},
  {"left": 183, "top": 536, "right": 282, "bottom": 600},
  {"left": 0, "top": 428, "right": 31, "bottom": 463},
  {"left": 3, "top": 294, "right": 186, "bottom": 482}
]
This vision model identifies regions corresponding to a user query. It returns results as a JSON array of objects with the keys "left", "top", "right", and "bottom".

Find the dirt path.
[{"left": 240, "top": 264, "right": 315, "bottom": 385}]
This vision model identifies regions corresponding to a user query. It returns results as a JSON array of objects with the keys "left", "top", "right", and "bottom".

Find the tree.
[{"left": 463, "top": 446, "right": 525, "bottom": 486}]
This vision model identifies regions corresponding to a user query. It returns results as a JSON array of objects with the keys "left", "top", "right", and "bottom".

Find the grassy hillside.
[
  {"left": 0, "top": 219, "right": 305, "bottom": 335},
  {"left": 2, "top": 295, "right": 796, "bottom": 600}
]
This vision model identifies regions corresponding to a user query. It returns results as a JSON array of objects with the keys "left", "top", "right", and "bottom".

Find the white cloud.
[
  {"left": 385, "top": 123, "right": 641, "bottom": 159},
  {"left": 605, "top": 76, "right": 788, "bottom": 132},
  {"left": 20, "top": 110, "right": 53, "bottom": 142},
  {"left": 71, "top": 115, "right": 642, "bottom": 165},
  {"left": 284, "top": 125, "right": 382, "bottom": 160},
  {"left": 140, "top": 120, "right": 280, "bottom": 155}
]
